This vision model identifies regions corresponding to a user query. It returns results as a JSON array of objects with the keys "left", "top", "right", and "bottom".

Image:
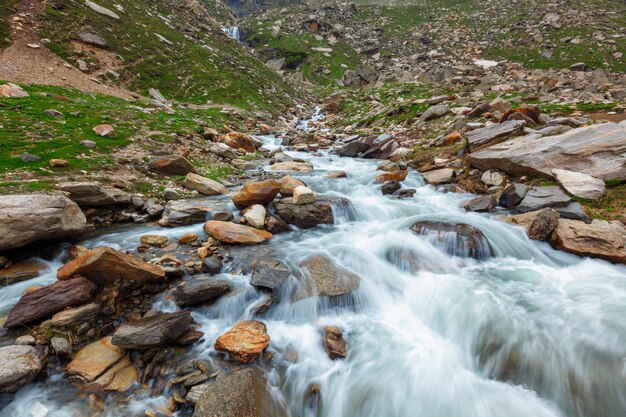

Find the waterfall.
[{"left": 222, "top": 26, "right": 241, "bottom": 42}]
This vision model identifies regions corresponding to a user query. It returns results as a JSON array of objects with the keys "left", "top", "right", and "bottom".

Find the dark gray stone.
[
  {"left": 251, "top": 260, "right": 291, "bottom": 291},
  {"left": 467, "top": 120, "right": 526, "bottom": 149},
  {"left": 499, "top": 183, "right": 528, "bottom": 209},
  {"left": 174, "top": 278, "right": 231, "bottom": 307},
  {"left": 515, "top": 186, "right": 571, "bottom": 214}
]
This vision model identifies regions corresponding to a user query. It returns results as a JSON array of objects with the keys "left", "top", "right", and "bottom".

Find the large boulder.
[
  {"left": 67, "top": 337, "right": 138, "bottom": 392},
  {"left": 111, "top": 311, "right": 192, "bottom": 350},
  {"left": 0, "top": 345, "right": 47, "bottom": 393},
  {"left": 421, "top": 168, "right": 454, "bottom": 185},
  {"left": 338, "top": 140, "right": 370, "bottom": 157},
  {"left": 251, "top": 260, "right": 291, "bottom": 291},
  {"left": 193, "top": 368, "right": 287, "bottom": 417},
  {"left": 294, "top": 255, "right": 360, "bottom": 300},
  {"left": 4, "top": 277, "right": 97, "bottom": 328},
  {"left": 221, "top": 132, "right": 259, "bottom": 153},
  {"left": 468, "top": 122, "right": 626, "bottom": 181},
  {"left": 410, "top": 221, "right": 495, "bottom": 260},
  {"left": 174, "top": 278, "right": 231, "bottom": 307},
  {"left": 514, "top": 186, "right": 571, "bottom": 213},
  {"left": 214, "top": 320, "right": 270, "bottom": 363},
  {"left": 149, "top": 156, "right": 197, "bottom": 176},
  {"left": 552, "top": 169, "right": 606, "bottom": 200},
  {"left": 550, "top": 219, "right": 626, "bottom": 264},
  {"left": 232, "top": 180, "right": 282, "bottom": 209},
  {"left": 274, "top": 196, "right": 352, "bottom": 229},
  {"left": 204, "top": 221, "right": 272, "bottom": 244},
  {"left": 57, "top": 247, "right": 165, "bottom": 285},
  {"left": 57, "top": 182, "right": 132, "bottom": 206},
  {"left": 183, "top": 173, "right": 229, "bottom": 196},
  {"left": 505, "top": 208, "right": 560, "bottom": 241},
  {"left": 467, "top": 120, "right": 526, "bottom": 149},
  {"left": 159, "top": 200, "right": 212, "bottom": 227},
  {"left": 0, "top": 195, "right": 86, "bottom": 251}
]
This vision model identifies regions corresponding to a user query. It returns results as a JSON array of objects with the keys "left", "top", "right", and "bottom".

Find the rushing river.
[{"left": 1, "top": 131, "right": 626, "bottom": 417}]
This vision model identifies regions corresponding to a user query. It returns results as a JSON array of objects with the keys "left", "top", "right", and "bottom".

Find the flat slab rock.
[
  {"left": 515, "top": 186, "right": 571, "bottom": 213},
  {"left": 204, "top": 221, "right": 272, "bottom": 244},
  {"left": 550, "top": 219, "right": 626, "bottom": 264},
  {"left": 467, "top": 120, "right": 526, "bottom": 149},
  {"left": 0, "top": 345, "right": 47, "bottom": 393},
  {"left": 293, "top": 255, "right": 360, "bottom": 301},
  {"left": 183, "top": 173, "right": 229, "bottom": 196},
  {"left": 214, "top": 320, "right": 270, "bottom": 363},
  {"left": 552, "top": 169, "right": 606, "bottom": 200},
  {"left": 468, "top": 122, "right": 626, "bottom": 181},
  {"left": 57, "top": 182, "right": 132, "bottom": 207},
  {"left": 111, "top": 311, "right": 192, "bottom": 350},
  {"left": 174, "top": 278, "right": 231, "bottom": 307},
  {"left": 421, "top": 168, "right": 454, "bottom": 185},
  {"left": 192, "top": 368, "right": 287, "bottom": 417}
]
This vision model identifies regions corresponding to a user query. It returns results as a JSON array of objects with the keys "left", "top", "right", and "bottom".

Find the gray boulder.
[
  {"left": 58, "top": 182, "right": 132, "bottom": 207},
  {"left": 274, "top": 196, "right": 352, "bottom": 229},
  {"left": 515, "top": 186, "right": 571, "bottom": 213},
  {"left": 293, "top": 255, "right": 360, "bottom": 301},
  {"left": 174, "top": 278, "right": 231, "bottom": 307},
  {"left": 0, "top": 345, "right": 47, "bottom": 393},
  {"left": 467, "top": 120, "right": 526, "bottom": 149}
]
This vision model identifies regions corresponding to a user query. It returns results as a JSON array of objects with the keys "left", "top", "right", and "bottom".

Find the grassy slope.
[
  {"left": 38, "top": 0, "right": 296, "bottom": 111},
  {"left": 0, "top": 82, "right": 245, "bottom": 193},
  {"left": 0, "top": 0, "right": 18, "bottom": 50}
]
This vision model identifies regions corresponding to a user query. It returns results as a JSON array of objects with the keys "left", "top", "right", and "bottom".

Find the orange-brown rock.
[
  {"left": 0, "top": 83, "right": 29, "bottom": 98},
  {"left": 57, "top": 247, "right": 165, "bottom": 285},
  {"left": 231, "top": 179, "right": 282, "bottom": 209},
  {"left": 259, "top": 124, "right": 273, "bottom": 134},
  {"left": 214, "top": 321, "right": 270, "bottom": 363},
  {"left": 326, "top": 171, "right": 347, "bottom": 178},
  {"left": 279, "top": 176, "right": 306, "bottom": 196},
  {"left": 49, "top": 159, "right": 69, "bottom": 167},
  {"left": 221, "top": 132, "right": 258, "bottom": 153},
  {"left": 443, "top": 131, "right": 463, "bottom": 145},
  {"left": 499, "top": 106, "right": 541, "bottom": 124},
  {"left": 204, "top": 221, "right": 272, "bottom": 245},
  {"left": 374, "top": 169, "right": 408, "bottom": 184}
]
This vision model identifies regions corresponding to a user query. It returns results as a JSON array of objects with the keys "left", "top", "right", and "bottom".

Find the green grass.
[
  {"left": 571, "top": 184, "right": 626, "bottom": 221},
  {"left": 38, "top": 0, "right": 296, "bottom": 111}
]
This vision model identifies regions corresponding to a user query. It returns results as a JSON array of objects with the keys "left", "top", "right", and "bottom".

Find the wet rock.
[
  {"left": 183, "top": 173, "right": 229, "bottom": 196},
  {"left": 0, "top": 195, "right": 86, "bottom": 251},
  {"left": 421, "top": 168, "right": 454, "bottom": 185},
  {"left": 204, "top": 221, "right": 272, "bottom": 244},
  {"left": 506, "top": 208, "right": 560, "bottom": 241},
  {"left": 550, "top": 219, "right": 626, "bottom": 264},
  {"left": 67, "top": 337, "right": 137, "bottom": 392},
  {"left": 140, "top": 235, "right": 170, "bottom": 247},
  {"left": 149, "top": 156, "right": 197, "bottom": 176},
  {"left": 0, "top": 83, "right": 29, "bottom": 98},
  {"left": 480, "top": 171, "right": 506, "bottom": 187},
  {"left": 57, "top": 247, "right": 165, "bottom": 285},
  {"left": 293, "top": 186, "right": 316, "bottom": 205},
  {"left": 178, "top": 232, "right": 198, "bottom": 244},
  {"left": 552, "top": 169, "right": 606, "bottom": 200},
  {"left": 50, "top": 303, "right": 100, "bottom": 327},
  {"left": 243, "top": 204, "right": 267, "bottom": 229},
  {"left": 420, "top": 105, "right": 449, "bottom": 122},
  {"left": 326, "top": 170, "right": 347, "bottom": 178},
  {"left": 265, "top": 215, "right": 293, "bottom": 234},
  {"left": 410, "top": 221, "right": 495, "bottom": 260},
  {"left": 159, "top": 200, "right": 211, "bottom": 226},
  {"left": 322, "top": 326, "right": 346, "bottom": 360},
  {"left": 468, "top": 123, "right": 626, "bottom": 181},
  {"left": 251, "top": 260, "right": 291, "bottom": 291},
  {"left": 0, "top": 345, "right": 47, "bottom": 393},
  {"left": 0, "top": 259, "right": 47, "bottom": 286},
  {"left": 338, "top": 140, "right": 370, "bottom": 157},
  {"left": 375, "top": 169, "right": 408, "bottom": 184},
  {"left": 463, "top": 195, "right": 496, "bottom": 212},
  {"left": 294, "top": 255, "right": 360, "bottom": 300},
  {"left": 232, "top": 179, "right": 282, "bottom": 209},
  {"left": 274, "top": 196, "right": 348, "bottom": 229},
  {"left": 111, "top": 311, "right": 192, "bottom": 350},
  {"left": 193, "top": 368, "right": 286, "bottom": 417},
  {"left": 174, "top": 278, "right": 231, "bottom": 307},
  {"left": 515, "top": 186, "right": 571, "bottom": 213},
  {"left": 270, "top": 161, "right": 314, "bottom": 172},
  {"left": 467, "top": 120, "right": 526, "bottom": 149},
  {"left": 279, "top": 175, "right": 306, "bottom": 196},
  {"left": 221, "top": 132, "right": 259, "bottom": 153},
  {"left": 202, "top": 256, "right": 223, "bottom": 274},
  {"left": 215, "top": 321, "right": 270, "bottom": 363},
  {"left": 499, "top": 183, "right": 528, "bottom": 209},
  {"left": 381, "top": 181, "right": 402, "bottom": 195}
]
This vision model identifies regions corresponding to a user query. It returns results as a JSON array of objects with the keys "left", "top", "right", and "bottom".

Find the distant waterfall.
[{"left": 222, "top": 26, "right": 241, "bottom": 42}]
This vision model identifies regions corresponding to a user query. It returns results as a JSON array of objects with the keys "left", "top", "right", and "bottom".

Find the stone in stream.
[
  {"left": 202, "top": 256, "right": 223, "bottom": 274},
  {"left": 505, "top": 208, "right": 560, "bottom": 241},
  {"left": 67, "top": 337, "right": 137, "bottom": 392},
  {"left": 466, "top": 120, "right": 526, "bottom": 149},
  {"left": 50, "top": 303, "right": 100, "bottom": 328},
  {"left": 183, "top": 173, "right": 229, "bottom": 195},
  {"left": 204, "top": 221, "right": 273, "bottom": 244},
  {"left": 463, "top": 195, "right": 496, "bottom": 212},
  {"left": 57, "top": 246, "right": 165, "bottom": 285},
  {"left": 514, "top": 186, "right": 571, "bottom": 213},
  {"left": 0, "top": 259, "right": 48, "bottom": 286},
  {"left": 421, "top": 168, "right": 454, "bottom": 185},
  {"left": 326, "top": 171, "right": 347, "bottom": 178},
  {"left": 232, "top": 179, "right": 282, "bottom": 209},
  {"left": 0, "top": 195, "right": 86, "bottom": 252},
  {"left": 293, "top": 185, "right": 316, "bottom": 205},
  {"left": 158, "top": 200, "right": 212, "bottom": 227},
  {"left": 0, "top": 345, "right": 48, "bottom": 393},
  {"left": 4, "top": 277, "right": 97, "bottom": 328},
  {"left": 221, "top": 132, "right": 259, "bottom": 153},
  {"left": 214, "top": 320, "right": 271, "bottom": 363},
  {"left": 149, "top": 156, "right": 197, "bottom": 176},
  {"left": 381, "top": 180, "right": 402, "bottom": 195},
  {"left": 467, "top": 122, "right": 626, "bottom": 181},
  {"left": 375, "top": 169, "right": 408, "bottom": 184},
  {"left": 192, "top": 368, "right": 287, "bottom": 417},
  {"left": 270, "top": 161, "right": 314, "bottom": 172},
  {"left": 265, "top": 215, "right": 293, "bottom": 234},
  {"left": 499, "top": 183, "right": 528, "bottom": 209},
  {"left": 274, "top": 196, "right": 352, "bottom": 229},
  {"left": 243, "top": 204, "right": 267, "bottom": 229},
  {"left": 322, "top": 326, "right": 347, "bottom": 360},
  {"left": 57, "top": 182, "right": 132, "bottom": 206},
  {"left": 293, "top": 255, "right": 360, "bottom": 301},
  {"left": 338, "top": 140, "right": 370, "bottom": 157},
  {"left": 549, "top": 219, "right": 626, "bottom": 264},
  {"left": 174, "top": 278, "right": 231, "bottom": 307},
  {"left": 551, "top": 169, "right": 606, "bottom": 200},
  {"left": 410, "top": 221, "right": 495, "bottom": 260},
  {"left": 51, "top": 337, "right": 72, "bottom": 360},
  {"left": 279, "top": 176, "right": 306, "bottom": 196},
  {"left": 140, "top": 234, "right": 169, "bottom": 247},
  {"left": 111, "top": 311, "right": 192, "bottom": 350},
  {"left": 251, "top": 260, "right": 291, "bottom": 291}
]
